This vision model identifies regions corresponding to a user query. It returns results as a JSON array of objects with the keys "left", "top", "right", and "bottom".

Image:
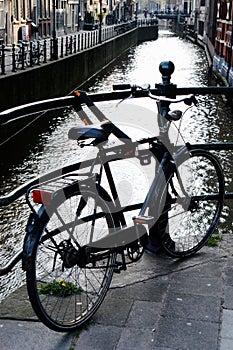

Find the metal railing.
[{"left": 0, "top": 20, "right": 158, "bottom": 76}]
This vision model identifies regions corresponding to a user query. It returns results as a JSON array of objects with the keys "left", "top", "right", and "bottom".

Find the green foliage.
[
  {"left": 39, "top": 279, "right": 82, "bottom": 297},
  {"left": 206, "top": 234, "right": 222, "bottom": 247}
]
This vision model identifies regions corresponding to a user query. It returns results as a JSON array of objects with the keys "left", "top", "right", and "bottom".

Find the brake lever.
[
  {"left": 184, "top": 95, "right": 199, "bottom": 107},
  {"left": 116, "top": 83, "right": 151, "bottom": 106}
]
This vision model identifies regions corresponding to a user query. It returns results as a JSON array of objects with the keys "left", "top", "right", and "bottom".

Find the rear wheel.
[
  {"left": 155, "top": 149, "right": 224, "bottom": 257},
  {"left": 26, "top": 185, "right": 117, "bottom": 332}
]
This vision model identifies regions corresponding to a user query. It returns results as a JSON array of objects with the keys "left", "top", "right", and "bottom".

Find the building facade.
[
  {"left": 177, "top": 0, "right": 233, "bottom": 85},
  {"left": 0, "top": 0, "right": 232, "bottom": 85},
  {"left": 213, "top": 0, "right": 233, "bottom": 83},
  {"left": 0, "top": 0, "right": 135, "bottom": 45}
]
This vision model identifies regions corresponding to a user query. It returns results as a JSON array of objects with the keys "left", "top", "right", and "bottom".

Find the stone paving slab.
[
  {"left": 0, "top": 237, "right": 233, "bottom": 349},
  {"left": 220, "top": 309, "right": 233, "bottom": 350},
  {"left": 0, "top": 319, "right": 74, "bottom": 350},
  {"left": 153, "top": 317, "right": 219, "bottom": 350},
  {"left": 0, "top": 285, "right": 36, "bottom": 320}
]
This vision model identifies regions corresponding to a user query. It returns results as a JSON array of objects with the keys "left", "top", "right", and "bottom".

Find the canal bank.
[{"left": 0, "top": 25, "right": 158, "bottom": 112}]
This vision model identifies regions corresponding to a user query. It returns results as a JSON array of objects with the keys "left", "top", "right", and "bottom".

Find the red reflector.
[{"left": 32, "top": 190, "right": 52, "bottom": 205}]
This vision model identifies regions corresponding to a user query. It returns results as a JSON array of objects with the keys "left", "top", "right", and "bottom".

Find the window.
[
  {"left": 0, "top": 0, "right": 4, "bottom": 28},
  {"left": 13, "top": 0, "right": 19, "bottom": 21},
  {"left": 200, "top": 0, "right": 205, "bottom": 6},
  {"left": 21, "top": 0, "right": 26, "bottom": 19},
  {"left": 27, "top": 0, "right": 32, "bottom": 19}
]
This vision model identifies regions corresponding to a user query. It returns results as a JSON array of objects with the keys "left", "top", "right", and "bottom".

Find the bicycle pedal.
[{"left": 133, "top": 216, "right": 154, "bottom": 225}]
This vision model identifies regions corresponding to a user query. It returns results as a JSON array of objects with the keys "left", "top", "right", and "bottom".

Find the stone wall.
[{"left": 0, "top": 26, "right": 158, "bottom": 112}]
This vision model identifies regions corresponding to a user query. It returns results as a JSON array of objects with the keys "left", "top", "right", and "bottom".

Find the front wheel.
[
  {"left": 26, "top": 185, "right": 117, "bottom": 332},
  {"left": 155, "top": 149, "right": 225, "bottom": 258}
]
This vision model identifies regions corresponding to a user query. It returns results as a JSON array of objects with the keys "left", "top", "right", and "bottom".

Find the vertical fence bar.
[
  {"left": 81, "top": 33, "right": 84, "bottom": 50},
  {"left": 29, "top": 41, "right": 33, "bottom": 66},
  {"left": 84, "top": 32, "right": 87, "bottom": 49},
  {"left": 44, "top": 39, "right": 47, "bottom": 63},
  {"left": 60, "top": 37, "right": 64, "bottom": 57},
  {"left": 37, "top": 41, "right": 41, "bottom": 65},
  {"left": 50, "top": 38, "right": 53, "bottom": 60},
  {"left": 94, "top": 31, "right": 96, "bottom": 46},
  {"left": 12, "top": 43, "right": 16, "bottom": 72},
  {"left": 65, "top": 36, "right": 69, "bottom": 56},
  {"left": 70, "top": 35, "right": 73, "bottom": 54},
  {"left": 74, "top": 35, "right": 77, "bottom": 53},
  {"left": 78, "top": 33, "right": 80, "bottom": 51},
  {"left": 21, "top": 43, "right": 25, "bottom": 70},
  {"left": 1, "top": 44, "right": 5, "bottom": 75}
]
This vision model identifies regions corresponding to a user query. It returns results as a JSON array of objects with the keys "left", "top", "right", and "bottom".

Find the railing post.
[
  {"left": 74, "top": 35, "right": 77, "bottom": 53},
  {"left": 94, "top": 30, "right": 98, "bottom": 46},
  {"left": 43, "top": 39, "right": 47, "bottom": 63},
  {"left": 29, "top": 41, "right": 33, "bottom": 66},
  {"left": 70, "top": 35, "right": 73, "bottom": 54},
  {"left": 60, "top": 37, "right": 64, "bottom": 57},
  {"left": 52, "top": 0, "right": 58, "bottom": 60},
  {"left": 78, "top": 33, "right": 80, "bottom": 51},
  {"left": 37, "top": 40, "right": 40, "bottom": 65},
  {"left": 50, "top": 38, "right": 53, "bottom": 60},
  {"left": 99, "top": 0, "right": 102, "bottom": 44},
  {"left": 12, "top": 43, "right": 16, "bottom": 72},
  {"left": 65, "top": 36, "right": 69, "bottom": 56},
  {"left": 84, "top": 32, "right": 87, "bottom": 49},
  {"left": 81, "top": 33, "right": 84, "bottom": 50},
  {"left": 1, "top": 44, "right": 5, "bottom": 75},
  {"left": 21, "top": 43, "right": 25, "bottom": 70}
]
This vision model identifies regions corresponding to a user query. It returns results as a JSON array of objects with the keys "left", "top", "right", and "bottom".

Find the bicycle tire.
[
  {"left": 150, "top": 149, "right": 224, "bottom": 258},
  {"left": 15, "top": 51, "right": 30, "bottom": 68},
  {"left": 25, "top": 51, "right": 30, "bottom": 66},
  {"left": 26, "top": 184, "right": 117, "bottom": 332},
  {"left": 39, "top": 50, "right": 44, "bottom": 64}
]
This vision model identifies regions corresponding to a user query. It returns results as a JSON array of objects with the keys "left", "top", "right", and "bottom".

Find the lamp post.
[
  {"left": 52, "top": 0, "right": 58, "bottom": 59},
  {"left": 98, "top": 0, "right": 102, "bottom": 43},
  {"left": 226, "top": 17, "right": 233, "bottom": 82}
]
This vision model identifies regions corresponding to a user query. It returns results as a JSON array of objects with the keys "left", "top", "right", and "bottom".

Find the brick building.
[{"left": 213, "top": 0, "right": 233, "bottom": 84}]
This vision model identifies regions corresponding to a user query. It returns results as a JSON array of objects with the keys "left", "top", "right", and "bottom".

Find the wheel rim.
[
  {"left": 27, "top": 189, "right": 116, "bottom": 330},
  {"left": 162, "top": 151, "right": 224, "bottom": 257}
]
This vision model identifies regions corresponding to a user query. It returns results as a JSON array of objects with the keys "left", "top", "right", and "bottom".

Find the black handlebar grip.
[{"left": 112, "top": 84, "right": 131, "bottom": 91}]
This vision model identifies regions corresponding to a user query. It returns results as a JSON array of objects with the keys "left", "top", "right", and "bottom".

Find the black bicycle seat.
[{"left": 68, "top": 125, "right": 108, "bottom": 142}]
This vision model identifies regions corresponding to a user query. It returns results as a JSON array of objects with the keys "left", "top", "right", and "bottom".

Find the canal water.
[{"left": 0, "top": 30, "right": 232, "bottom": 300}]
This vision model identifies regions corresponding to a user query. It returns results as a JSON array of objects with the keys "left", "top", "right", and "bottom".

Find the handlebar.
[{"left": 112, "top": 83, "right": 198, "bottom": 111}]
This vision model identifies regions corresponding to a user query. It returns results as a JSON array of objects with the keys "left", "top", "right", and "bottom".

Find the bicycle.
[
  {"left": 0, "top": 61, "right": 226, "bottom": 332},
  {"left": 15, "top": 40, "right": 30, "bottom": 69},
  {"left": 27, "top": 41, "right": 44, "bottom": 66}
]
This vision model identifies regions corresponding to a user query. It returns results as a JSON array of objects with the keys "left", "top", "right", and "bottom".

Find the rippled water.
[{"left": 0, "top": 30, "right": 232, "bottom": 300}]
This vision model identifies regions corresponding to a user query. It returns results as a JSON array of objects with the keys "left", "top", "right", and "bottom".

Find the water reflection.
[{"left": 0, "top": 30, "right": 232, "bottom": 299}]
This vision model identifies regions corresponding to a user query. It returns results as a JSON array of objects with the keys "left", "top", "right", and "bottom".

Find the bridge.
[{"left": 156, "top": 14, "right": 178, "bottom": 20}]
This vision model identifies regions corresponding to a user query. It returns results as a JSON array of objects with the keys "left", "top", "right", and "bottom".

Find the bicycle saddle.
[{"left": 68, "top": 125, "right": 108, "bottom": 142}]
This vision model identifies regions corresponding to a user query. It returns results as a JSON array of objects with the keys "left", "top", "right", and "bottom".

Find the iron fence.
[{"left": 0, "top": 20, "right": 158, "bottom": 76}]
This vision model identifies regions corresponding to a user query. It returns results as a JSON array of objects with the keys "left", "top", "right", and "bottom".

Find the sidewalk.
[{"left": 1, "top": 234, "right": 233, "bottom": 350}]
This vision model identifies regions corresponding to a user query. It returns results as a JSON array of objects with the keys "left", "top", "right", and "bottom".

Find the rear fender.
[{"left": 22, "top": 210, "right": 45, "bottom": 271}]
